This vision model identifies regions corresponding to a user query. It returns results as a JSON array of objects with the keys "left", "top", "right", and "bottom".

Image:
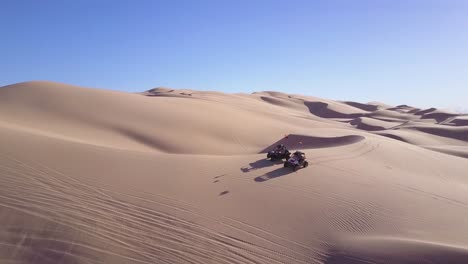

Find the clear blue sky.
[{"left": 1, "top": 0, "right": 467, "bottom": 110}]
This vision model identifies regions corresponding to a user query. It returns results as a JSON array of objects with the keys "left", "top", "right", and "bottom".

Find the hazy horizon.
[{"left": 1, "top": 0, "right": 467, "bottom": 110}]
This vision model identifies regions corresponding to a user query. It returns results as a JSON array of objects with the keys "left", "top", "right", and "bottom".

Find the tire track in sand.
[{"left": 0, "top": 153, "right": 322, "bottom": 264}]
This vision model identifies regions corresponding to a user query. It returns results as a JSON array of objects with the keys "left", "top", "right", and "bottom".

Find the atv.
[
  {"left": 267, "top": 145, "right": 291, "bottom": 161},
  {"left": 284, "top": 151, "right": 308, "bottom": 171}
]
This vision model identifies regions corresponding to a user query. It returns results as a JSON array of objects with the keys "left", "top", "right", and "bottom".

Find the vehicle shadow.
[
  {"left": 240, "top": 158, "right": 283, "bottom": 173},
  {"left": 254, "top": 167, "right": 294, "bottom": 182}
]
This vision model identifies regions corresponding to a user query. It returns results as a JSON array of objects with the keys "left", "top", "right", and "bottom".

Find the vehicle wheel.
[
  {"left": 267, "top": 153, "right": 271, "bottom": 159},
  {"left": 284, "top": 162, "right": 288, "bottom": 168},
  {"left": 293, "top": 165, "right": 298, "bottom": 171},
  {"left": 303, "top": 161, "right": 309, "bottom": 168}
]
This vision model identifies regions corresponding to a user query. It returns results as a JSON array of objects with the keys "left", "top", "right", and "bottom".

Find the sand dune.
[
  {"left": 449, "top": 116, "right": 468, "bottom": 126},
  {"left": 420, "top": 110, "right": 459, "bottom": 123},
  {"left": 304, "top": 101, "right": 369, "bottom": 119},
  {"left": 387, "top": 104, "right": 420, "bottom": 113},
  {"left": 341, "top": 101, "right": 380, "bottom": 112},
  {"left": 367, "top": 109, "right": 421, "bottom": 122},
  {"left": 414, "top": 107, "right": 437, "bottom": 116},
  {"left": 350, "top": 117, "right": 400, "bottom": 131},
  {"left": 424, "top": 145, "right": 468, "bottom": 159},
  {"left": 1, "top": 81, "right": 468, "bottom": 263}
]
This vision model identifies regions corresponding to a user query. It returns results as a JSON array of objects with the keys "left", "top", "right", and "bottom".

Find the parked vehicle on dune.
[
  {"left": 284, "top": 151, "right": 308, "bottom": 171},
  {"left": 267, "top": 144, "right": 291, "bottom": 161}
]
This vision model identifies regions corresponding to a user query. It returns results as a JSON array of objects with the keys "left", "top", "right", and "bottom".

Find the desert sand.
[{"left": 1, "top": 81, "right": 468, "bottom": 263}]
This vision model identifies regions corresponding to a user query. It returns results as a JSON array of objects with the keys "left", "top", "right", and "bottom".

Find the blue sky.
[{"left": 1, "top": 0, "right": 467, "bottom": 110}]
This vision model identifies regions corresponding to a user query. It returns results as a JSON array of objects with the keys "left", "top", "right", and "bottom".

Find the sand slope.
[{"left": 1, "top": 81, "right": 468, "bottom": 264}]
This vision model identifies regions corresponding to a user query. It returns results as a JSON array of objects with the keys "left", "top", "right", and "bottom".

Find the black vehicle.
[
  {"left": 284, "top": 151, "right": 308, "bottom": 171},
  {"left": 267, "top": 144, "right": 291, "bottom": 161}
]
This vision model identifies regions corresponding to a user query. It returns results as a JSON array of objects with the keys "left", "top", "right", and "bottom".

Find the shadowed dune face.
[
  {"left": 367, "top": 109, "right": 420, "bottom": 122},
  {"left": 414, "top": 107, "right": 437, "bottom": 116},
  {"left": 260, "top": 96, "right": 293, "bottom": 106},
  {"left": 259, "top": 134, "right": 365, "bottom": 153},
  {"left": 387, "top": 105, "right": 420, "bottom": 114},
  {"left": 411, "top": 126, "right": 468, "bottom": 142},
  {"left": 451, "top": 117, "right": 468, "bottom": 126},
  {"left": 304, "top": 101, "right": 367, "bottom": 118},
  {"left": 259, "top": 96, "right": 306, "bottom": 110},
  {"left": 341, "top": 101, "right": 379, "bottom": 112},
  {"left": 349, "top": 117, "right": 399, "bottom": 131},
  {"left": 374, "top": 132, "right": 409, "bottom": 143},
  {"left": 146, "top": 87, "right": 175, "bottom": 94},
  {"left": 421, "top": 112, "right": 460, "bottom": 123},
  {"left": 1, "top": 81, "right": 468, "bottom": 264},
  {"left": 144, "top": 87, "right": 196, "bottom": 97}
]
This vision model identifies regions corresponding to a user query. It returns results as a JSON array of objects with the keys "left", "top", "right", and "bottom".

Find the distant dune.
[{"left": 1, "top": 81, "right": 468, "bottom": 263}]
